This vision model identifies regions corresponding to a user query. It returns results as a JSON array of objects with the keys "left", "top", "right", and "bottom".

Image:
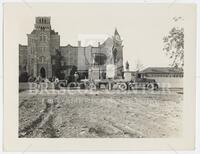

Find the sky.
[{"left": 5, "top": 3, "right": 185, "bottom": 71}]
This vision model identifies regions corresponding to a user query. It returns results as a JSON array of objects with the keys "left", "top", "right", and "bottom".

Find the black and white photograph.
[{"left": 3, "top": 2, "right": 197, "bottom": 151}]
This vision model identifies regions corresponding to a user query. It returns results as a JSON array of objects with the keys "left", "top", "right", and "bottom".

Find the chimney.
[
  {"left": 98, "top": 42, "right": 100, "bottom": 47},
  {"left": 78, "top": 41, "right": 81, "bottom": 47}
]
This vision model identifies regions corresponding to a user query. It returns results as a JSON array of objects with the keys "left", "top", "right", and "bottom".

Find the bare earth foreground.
[{"left": 19, "top": 89, "right": 183, "bottom": 138}]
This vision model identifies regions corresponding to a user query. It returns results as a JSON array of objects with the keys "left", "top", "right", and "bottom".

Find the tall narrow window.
[
  {"left": 39, "top": 56, "right": 45, "bottom": 63},
  {"left": 40, "top": 35, "right": 42, "bottom": 41},
  {"left": 43, "top": 35, "right": 46, "bottom": 42}
]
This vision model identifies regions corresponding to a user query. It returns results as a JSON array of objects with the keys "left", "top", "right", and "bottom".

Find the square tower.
[{"left": 26, "top": 17, "right": 60, "bottom": 78}]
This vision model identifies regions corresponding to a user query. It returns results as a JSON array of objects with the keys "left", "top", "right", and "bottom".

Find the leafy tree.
[
  {"left": 70, "top": 65, "right": 77, "bottom": 76},
  {"left": 54, "top": 49, "right": 64, "bottom": 79},
  {"left": 163, "top": 18, "right": 184, "bottom": 68},
  {"left": 19, "top": 72, "right": 29, "bottom": 82},
  {"left": 68, "top": 65, "right": 78, "bottom": 82}
]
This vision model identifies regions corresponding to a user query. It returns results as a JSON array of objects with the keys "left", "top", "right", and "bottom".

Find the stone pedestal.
[
  {"left": 124, "top": 71, "right": 132, "bottom": 81},
  {"left": 88, "top": 67, "right": 100, "bottom": 80}
]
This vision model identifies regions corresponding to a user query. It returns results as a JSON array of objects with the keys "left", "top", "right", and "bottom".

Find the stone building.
[{"left": 19, "top": 16, "right": 123, "bottom": 80}]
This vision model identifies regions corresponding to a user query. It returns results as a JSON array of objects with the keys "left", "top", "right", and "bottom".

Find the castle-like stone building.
[{"left": 19, "top": 17, "right": 123, "bottom": 80}]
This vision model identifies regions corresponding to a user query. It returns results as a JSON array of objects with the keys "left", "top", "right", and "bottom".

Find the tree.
[
  {"left": 19, "top": 72, "right": 29, "bottom": 82},
  {"left": 68, "top": 65, "right": 78, "bottom": 82},
  {"left": 163, "top": 17, "right": 184, "bottom": 68},
  {"left": 70, "top": 65, "right": 77, "bottom": 76},
  {"left": 54, "top": 49, "right": 64, "bottom": 79}
]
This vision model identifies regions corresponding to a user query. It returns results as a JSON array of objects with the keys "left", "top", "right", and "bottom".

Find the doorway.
[{"left": 40, "top": 67, "right": 46, "bottom": 78}]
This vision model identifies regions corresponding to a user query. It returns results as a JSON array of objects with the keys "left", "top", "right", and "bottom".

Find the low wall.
[
  {"left": 19, "top": 77, "right": 183, "bottom": 91},
  {"left": 19, "top": 82, "right": 29, "bottom": 92},
  {"left": 146, "top": 77, "right": 183, "bottom": 88},
  {"left": 19, "top": 82, "right": 55, "bottom": 92}
]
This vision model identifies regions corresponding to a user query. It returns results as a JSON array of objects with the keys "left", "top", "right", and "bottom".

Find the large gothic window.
[{"left": 94, "top": 53, "right": 107, "bottom": 65}]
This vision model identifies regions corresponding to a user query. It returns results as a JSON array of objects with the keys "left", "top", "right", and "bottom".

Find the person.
[
  {"left": 64, "top": 76, "right": 68, "bottom": 87},
  {"left": 44, "top": 78, "right": 50, "bottom": 83},
  {"left": 52, "top": 76, "right": 55, "bottom": 82},
  {"left": 35, "top": 76, "right": 40, "bottom": 83},
  {"left": 35, "top": 75, "right": 41, "bottom": 89},
  {"left": 74, "top": 72, "right": 79, "bottom": 83},
  {"left": 54, "top": 77, "right": 60, "bottom": 89},
  {"left": 42, "top": 78, "right": 50, "bottom": 90},
  {"left": 55, "top": 77, "right": 59, "bottom": 84}
]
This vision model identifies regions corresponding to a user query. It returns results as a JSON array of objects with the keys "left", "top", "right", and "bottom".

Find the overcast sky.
[{"left": 5, "top": 3, "right": 186, "bottom": 70}]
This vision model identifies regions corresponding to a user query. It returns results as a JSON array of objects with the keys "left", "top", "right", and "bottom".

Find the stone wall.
[
  {"left": 145, "top": 77, "right": 183, "bottom": 88},
  {"left": 19, "top": 45, "right": 28, "bottom": 75},
  {"left": 50, "top": 33, "right": 60, "bottom": 55}
]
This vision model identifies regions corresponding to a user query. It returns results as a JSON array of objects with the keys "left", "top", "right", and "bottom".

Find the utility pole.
[{"left": 99, "top": 46, "right": 101, "bottom": 80}]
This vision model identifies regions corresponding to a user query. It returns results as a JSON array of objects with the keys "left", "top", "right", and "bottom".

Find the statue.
[{"left": 125, "top": 61, "right": 129, "bottom": 71}]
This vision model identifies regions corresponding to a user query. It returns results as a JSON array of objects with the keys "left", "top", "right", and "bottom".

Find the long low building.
[{"left": 139, "top": 67, "right": 183, "bottom": 88}]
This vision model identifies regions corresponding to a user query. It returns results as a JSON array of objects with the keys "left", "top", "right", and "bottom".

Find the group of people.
[
  {"left": 33, "top": 75, "right": 60, "bottom": 89},
  {"left": 32, "top": 72, "right": 80, "bottom": 89},
  {"left": 36, "top": 76, "right": 60, "bottom": 83}
]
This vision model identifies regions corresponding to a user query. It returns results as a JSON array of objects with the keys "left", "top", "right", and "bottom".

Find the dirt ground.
[{"left": 19, "top": 89, "right": 183, "bottom": 138}]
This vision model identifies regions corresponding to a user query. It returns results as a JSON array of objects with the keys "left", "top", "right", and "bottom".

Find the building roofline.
[
  {"left": 140, "top": 67, "right": 183, "bottom": 74},
  {"left": 19, "top": 44, "right": 27, "bottom": 47}
]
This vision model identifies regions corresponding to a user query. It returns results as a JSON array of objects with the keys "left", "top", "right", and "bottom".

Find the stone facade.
[
  {"left": 19, "top": 45, "right": 27, "bottom": 74},
  {"left": 25, "top": 16, "right": 60, "bottom": 78},
  {"left": 19, "top": 16, "right": 123, "bottom": 80}
]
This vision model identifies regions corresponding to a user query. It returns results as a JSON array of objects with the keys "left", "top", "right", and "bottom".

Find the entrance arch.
[{"left": 40, "top": 67, "right": 46, "bottom": 78}]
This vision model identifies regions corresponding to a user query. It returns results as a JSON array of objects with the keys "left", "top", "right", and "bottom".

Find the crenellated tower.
[{"left": 26, "top": 17, "right": 60, "bottom": 78}]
